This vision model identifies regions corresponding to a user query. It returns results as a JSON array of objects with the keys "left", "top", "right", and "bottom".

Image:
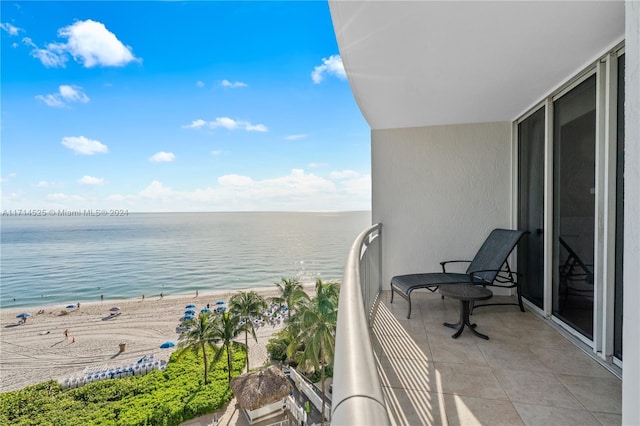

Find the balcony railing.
[{"left": 331, "top": 223, "right": 389, "bottom": 425}]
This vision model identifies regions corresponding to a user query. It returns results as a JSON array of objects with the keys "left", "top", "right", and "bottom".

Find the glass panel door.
[
  {"left": 552, "top": 74, "right": 597, "bottom": 340},
  {"left": 614, "top": 53, "right": 625, "bottom": 360},
  {"left": 518, "top": 107, "right": 545, "bottom": 309}
]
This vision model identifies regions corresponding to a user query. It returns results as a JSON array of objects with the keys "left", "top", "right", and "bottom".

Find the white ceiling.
[{"left": 329, "top": 1, "right": 625, "bottom": 130}]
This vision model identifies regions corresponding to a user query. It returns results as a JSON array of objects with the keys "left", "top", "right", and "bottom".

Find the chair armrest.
[
  {"left": 440, "top": 260, "right": 471, "bottom": 273},
  {"left": 468, "top": 268, "right": 518, "bottom": 286}
]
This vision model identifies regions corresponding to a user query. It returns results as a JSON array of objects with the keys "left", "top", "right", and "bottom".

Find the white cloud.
[
  {"left": 308, "top": 162, "right": 327, "bottom": 169},
  {"left": 0, "top": 172, "right": 17, "bottom": 183},
  {"left": 221, "top": 79, "right": 248, "bottom": 88},
  {"left": 285, "top": 134, "right": 308, "bottom": 141},
  {"left": 78, "top": 175, "right": 104, "bottom": 185},
  {"left": 3, "top": 166, "right": 372, "bottom": 212},
  {"left": 26, "top": 20, "right": 139, "bottom": 68},
  {"left": 210, "top": 117, "right": 240, "bottom": 130},
  {"left": 218, "top": 174, "right": 254, "bottom": 187},
  {"left": 35, "top": 94, "right": 65, "bottom": 107},
  {"left": 139, "top": 180, "right": 173, "bottom": 199},
  {"left": 23, "top": 37, "right": 67, "bottom": 67},
  {"left": 182, "top": 119, "right": 207, "bottom": 129},
  {"left": 196, "top": 81, "right": 205, "bottom": 88},
  {"left": 46, "top": 192, "right": 86, "bottom": 201},
  {"left": 149, "top": 151, "right": 176, "bottom": 163},
  {"left": 330, "top": 170, "right": 360, "bottom": 180},
  {"left": 61, "top": 136, "right": 108, "bottom": 155},
  {"left": 211, "top": 150, "right": 223, "bottom": 156},
  {"left": 36, "top": 85, "right": 89, "bottom": 108},
  {"left": 245, "top": 123, "right": 268, "bottom": 132},
  {"left": 59, "top": 85, "right": 90, "bottom": 102},
  {"left": 184, "top": 117, "right": 268, "bottom": 132},
  {"left": 35, "top": 181, "right": 54, "bottom": 188},
  {"left": 1, "top": 22, "right": 21, "bottom": 36},
  {"left": 311, "top": 54, "right": 346, "bottom": 84}
]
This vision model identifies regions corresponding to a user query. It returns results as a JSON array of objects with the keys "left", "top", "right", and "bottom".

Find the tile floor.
[{"left": 371, "top": 290, "right": 622, "bottom": 426}]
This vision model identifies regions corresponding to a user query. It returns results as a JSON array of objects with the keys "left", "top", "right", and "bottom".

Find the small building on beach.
[{"left": 229, "top": 365, "right": 291, "bottom": 425}]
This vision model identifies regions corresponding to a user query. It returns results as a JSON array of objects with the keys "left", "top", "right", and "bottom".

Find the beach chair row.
[{"left": 59, "top": 359, "right": 167, "bottom": 389}]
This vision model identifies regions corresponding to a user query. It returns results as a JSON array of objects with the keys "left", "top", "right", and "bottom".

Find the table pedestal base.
[{"left": 443, "top": 300, "right": 489, "bottom": 340}]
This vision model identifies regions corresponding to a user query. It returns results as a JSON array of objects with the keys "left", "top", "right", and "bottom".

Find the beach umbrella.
[
  {"left": 16, "top": 312, "right": 31, "bottom": 319},
  {"left": 66, "top": 304, "right": 77, "bottom": 309},
  {"left": 160, "top": 341, "right": 175, "bottom": 349},
  {"left": 184, "top": 309, "right": 196, "bottom": 314},
  {"left": 216, "top": 300, "right": 225, "bottom": 305},
  {"left": 200, "top": 307, "right": 212, "bottom": 313},
  {"left": 185, "top": 303, "right": 196, "bottom": 308},
  {"left": 109, "top": 306, "right": 121, "bottom": 312},
  {"left": 181, "top": 314, "right": 194, "bottom": 321}
]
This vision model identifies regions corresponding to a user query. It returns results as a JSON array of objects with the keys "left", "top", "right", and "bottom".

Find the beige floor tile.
[
  {"left": 513, "top": 402, "right": 601, "bottom": 426},
  {"left": 433, "top": 362, "right": 508, "bottom": 400},
  {"left": 429, "top": 340, "right": 488, "bottom": 366},
  {"left": 383, "top": 386, "right": 448, "bottom": 426},
  {"left": 477, "top": 341, "right": 549, "bottom": 372},
  {"left": 373, "top": 332, "right": 431, "bottom": 362},
  {"left": 556, "top": 374, "right": 622, "bottom": 414},
  {"left": 443, "top": 394, "right": 524, "bottom": 426},
  {"left": 515, "top": 328, "right": 579, "bottom": 351},
  {"left": 591, "top": 411, "right": 622, "bottom": 426},
  {"left": 377, "top": 353, "right": 439, "bottom": 392},
  {"left": 529, "top": 347, "right": 616, "bottom": 378},
  {"left": 499, "top": 311, "right": 551, "bottom": 331},
  {"left": 494, "top": 369, "right": 583, "bottom": 409}
]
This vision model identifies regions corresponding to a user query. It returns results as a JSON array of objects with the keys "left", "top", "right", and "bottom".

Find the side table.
[{"left": 439, "top": 284, "right": 493, "bottom": 340}]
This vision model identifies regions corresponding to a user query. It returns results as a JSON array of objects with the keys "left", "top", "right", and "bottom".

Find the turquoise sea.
[{"left": 0, "top": 211, "right": 371, "bottom": 309}]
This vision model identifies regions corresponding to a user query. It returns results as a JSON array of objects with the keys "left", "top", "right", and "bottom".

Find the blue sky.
[{"left": 1, "top": 1, "right": 371, "bottom": 212}]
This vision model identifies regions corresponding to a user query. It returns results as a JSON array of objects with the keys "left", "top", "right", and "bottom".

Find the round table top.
[{"left": 439, "top": 284, "right": 493, "bottom": 301}]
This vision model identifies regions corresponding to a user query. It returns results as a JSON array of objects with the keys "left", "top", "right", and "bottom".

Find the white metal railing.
[
  {"left": 331, "top": 223, "right": 389, "bottom": 425},
  {"left": 289, "top": 366, "right": 331, "bottom": 421}
]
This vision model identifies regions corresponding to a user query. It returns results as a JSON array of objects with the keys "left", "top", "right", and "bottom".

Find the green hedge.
[{"left": 0, "top": 344, "right": 246, "bottom": 426}]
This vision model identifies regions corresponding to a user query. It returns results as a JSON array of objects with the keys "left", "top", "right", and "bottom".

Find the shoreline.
[
  {"left": 0, "top": 280, "right": 330, "bottom": 312},
  {"left": 0, "top": 284, "right": 314, "bottom": 393}
]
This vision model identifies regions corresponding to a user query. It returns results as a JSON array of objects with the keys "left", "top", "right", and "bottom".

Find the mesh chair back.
[{"left": 466, "top": 229, "right": 527, "bottom": 283}]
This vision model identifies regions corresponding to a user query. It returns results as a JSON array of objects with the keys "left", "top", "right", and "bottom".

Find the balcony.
[{"left": 332, "top": 225, "right": 622, "bottom": 425}]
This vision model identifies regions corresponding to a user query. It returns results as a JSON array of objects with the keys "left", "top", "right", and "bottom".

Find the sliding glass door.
[
  {"left": 552, "top": 74, "right": 597, "bottom": 340},
  {"left": 518, "top": 107, "right": 545, "bottom": 309},
  {"left": 614, "top": 53, "right": 625, "bottom": 361}
]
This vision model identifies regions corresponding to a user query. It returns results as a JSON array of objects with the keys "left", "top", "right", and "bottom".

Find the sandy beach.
[{"left": 0, "top": 286, "right": 296, "bottom": 394}]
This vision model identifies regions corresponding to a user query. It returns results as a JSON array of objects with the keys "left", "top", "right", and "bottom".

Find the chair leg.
[
  {"left": 517, "top": 286, "right": 525, "bottom": 312},
  {"left": 390, "top": 287, "right": 395, "bottom": 303},
  {"left": 406, "top": 292, "right": 413, "bottom": 319}
]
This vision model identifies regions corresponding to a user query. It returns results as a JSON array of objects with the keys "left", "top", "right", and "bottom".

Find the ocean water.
[{"left": 0, "top": 211, "right": 371, "bottom": 309}]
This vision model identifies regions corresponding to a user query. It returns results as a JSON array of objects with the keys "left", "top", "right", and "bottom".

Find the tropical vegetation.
[
  {"left": 207, "top": 311, "right": 245, "bottom": 383},
  {"left": 229, "top": 290, "right": 268, "bottom": 373},
  {"left": 266, "top": 278, "right": 339, "bottom": 426},
  {"left": 0, "top": 346, "right": 245, "bottom": 426},
  {"left": 272, "top": 277, "right": 307, "bottom": 320}
]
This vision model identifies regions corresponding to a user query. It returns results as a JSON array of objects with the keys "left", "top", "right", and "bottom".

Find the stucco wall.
[
  {"left": 622, "top": 2, "right": 639, "bottom": 425},
  {"left": 371, "top": 122, "right": 512, "bottom": 288}
]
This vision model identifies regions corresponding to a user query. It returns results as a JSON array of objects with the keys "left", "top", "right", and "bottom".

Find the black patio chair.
[{"left": 390, "top": 228, "right": 528, "bottom": 318}]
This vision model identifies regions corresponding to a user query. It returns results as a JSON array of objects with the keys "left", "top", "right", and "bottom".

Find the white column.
[{"left": 622, "top": 2, "right": 640, "bottom": 425}]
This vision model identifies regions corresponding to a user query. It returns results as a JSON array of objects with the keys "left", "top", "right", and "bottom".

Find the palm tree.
[
  {"left": 209, "top": 311, "right": 244, "bottom": 383},
  {"left": 229, "top": 290, "right": 267, "bottom": 373},
  {"left": 178, "top": 312, "right": 217, "bottom": 385},
  {"left": 287, "top": 279, "right": 339, "bottom": 426},
  {"left": 272, "top": 277, "right": 308, "bottom": 320}
]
